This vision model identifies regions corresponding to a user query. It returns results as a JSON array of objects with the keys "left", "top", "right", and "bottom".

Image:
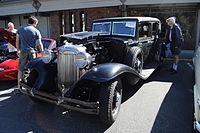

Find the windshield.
[
  {"left": 112, "top": 21, "right": 136, "bottom": 37},
  {"left": 92, "top": 22, "right": 111, "bottom": 35},
  {"left": 92, "top": 21, "right": 137, "bottom": 37}
]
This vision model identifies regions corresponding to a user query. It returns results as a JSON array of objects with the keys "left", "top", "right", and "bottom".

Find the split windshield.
[{"left": 92, "top": 21, "right": 136, "bottom": 37}]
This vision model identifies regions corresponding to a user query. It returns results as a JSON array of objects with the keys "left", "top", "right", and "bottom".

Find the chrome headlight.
[
  {"left": 75, "top": 52, "right": 92, "bottom": 68},
  {"left": 41, "top": 50, "right": 54, "bottom": 64},
  {"left": 0, "top": 68, "right": 4, "bottom": 71}
]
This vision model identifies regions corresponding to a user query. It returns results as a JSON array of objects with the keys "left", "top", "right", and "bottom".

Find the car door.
[
  {"left": 194, "top": 45, "right": 200, "bottom": 122},
  {"left": 138, "top": 22, "right": 154, "bottom": 60}
]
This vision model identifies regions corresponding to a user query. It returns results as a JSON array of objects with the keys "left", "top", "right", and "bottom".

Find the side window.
[
  {"left": 152, "top": 23, "right": 159, "bottom": 38},
  {"left": 138, "top": 23, "right": 151, "bottom": 38}
]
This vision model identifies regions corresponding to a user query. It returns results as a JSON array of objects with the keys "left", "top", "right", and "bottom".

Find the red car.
[{"left": 0, "top": 28, "right": 57, "bottom": 80}]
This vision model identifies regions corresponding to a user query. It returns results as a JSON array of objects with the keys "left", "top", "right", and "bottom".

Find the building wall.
[
  {"left": 2, "top": 15, "right": 50, "bottom": 38},
  {"left": 36, "top": 16, "right": 50, "bottom": 38},
  {"left": 196, "top": 9, "right": 200, "bottom": 48},
  {"left": 48, "top": 6, "right": 121, "bottom": 40},
  {"left": 0, "top": 0, "right": 199, "bottom": 49},
  {"left": 46, "top": 4, "right": 199, "bottom": 50},
  {"left": 85, "top": 6, "right": 121, "bottom": 31},
  {"left": 0, "top": 0, "right": 199, "bottom": 16},
  {"left": 48, "top": 11, "right": 60, "bottom": 40},
  {"left": 0, "top": 20, "right": 6, "bottom": 28},
  {"left": 127, "top": 4, "right": 199, "bottom": 50}
]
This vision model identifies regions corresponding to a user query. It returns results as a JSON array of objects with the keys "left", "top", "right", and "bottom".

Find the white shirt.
[
  {"left": 7, "top": 43, "right": 17, "bottom": 52},
  {"left": 169, "top": 26, "right": 172, "bottom": 42}
]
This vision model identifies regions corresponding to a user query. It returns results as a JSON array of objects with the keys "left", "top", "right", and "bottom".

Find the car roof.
[{"left": 93, "top": 17, "right": 160, "bottom": 23}]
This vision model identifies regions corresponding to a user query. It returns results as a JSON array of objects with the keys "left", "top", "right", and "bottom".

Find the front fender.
[
  {"left": 25, "top": 58, "right": 47, "bottom": 89},
  {"left": 25, "top": 58, "right": 43, "bottom": 69},
  {"left": 79, "top": 63, "right": 141, "bottom": 82}
]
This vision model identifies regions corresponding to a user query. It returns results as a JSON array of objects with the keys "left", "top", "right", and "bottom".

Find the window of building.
[
  {"left": 80, "top": 11, "right": 85, "bottom": 31},
  {"left": 59, "top": 12, "right": 65, "bottom": 35},
  {"left": 69, "top": 12, "right": 75, "bottom": 33}
]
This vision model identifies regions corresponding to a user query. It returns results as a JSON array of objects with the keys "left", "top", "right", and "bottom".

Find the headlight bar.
[
  {"left": 75, "top": 52, "right": 92, "bottom": 68},
  {"left": 41, "top": 50, "right": 54, "bottom": 64}
]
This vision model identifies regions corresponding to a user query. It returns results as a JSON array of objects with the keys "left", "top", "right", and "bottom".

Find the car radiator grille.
[{"left": 57, "top": 50, "right": 79, "bottom": 89}]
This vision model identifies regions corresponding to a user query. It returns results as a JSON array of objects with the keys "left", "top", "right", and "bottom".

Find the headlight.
[
  {"left": 41, "top": 50, "right": 54, "bottom": 64},
  {"left": 75, "top": 52, "right": 92, "bottom": 68},
  {"left": 0, "top": 68, "right": 4, "bottom": 71}
]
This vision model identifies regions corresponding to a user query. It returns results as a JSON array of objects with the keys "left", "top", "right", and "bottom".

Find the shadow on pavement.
[
  {"left": 149, "top": 62, "right": 194, "bottom": 133},
  {"left": 0, "top": 80, "right": 17, "bottom": 90}
]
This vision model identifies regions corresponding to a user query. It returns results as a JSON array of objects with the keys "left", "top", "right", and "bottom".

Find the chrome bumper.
[{"left": 19, "top": 82, "right": 99, "bottom": 115}]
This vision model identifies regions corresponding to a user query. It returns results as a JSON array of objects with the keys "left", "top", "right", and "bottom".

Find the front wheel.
[{"left": 99, "top": 78, "right": 122, "bottom": 125}]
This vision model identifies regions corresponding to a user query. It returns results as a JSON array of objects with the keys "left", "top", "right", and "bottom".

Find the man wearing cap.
[{"left": 165, "top": 17, "right": 183, "bottom": 73}]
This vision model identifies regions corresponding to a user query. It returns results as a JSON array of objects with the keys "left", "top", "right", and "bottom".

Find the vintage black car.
[{"left": 19, "top": 17, "right": 162, "bottom": 125}]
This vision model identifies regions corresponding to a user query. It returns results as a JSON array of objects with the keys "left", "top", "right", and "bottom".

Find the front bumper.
[{"left": 19, "top": 82, "right": 99, "bottom": 115}]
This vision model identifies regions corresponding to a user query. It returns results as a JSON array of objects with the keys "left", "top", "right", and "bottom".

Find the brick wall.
[
  {"left": 85, "top": 6, "right": 121, "bottom": 30},
  {"left": 49, "top": 6, "right": 121, "bottom": 41},
  {"left": 49, "top": 11, "right": 60, "bottom": 41}
]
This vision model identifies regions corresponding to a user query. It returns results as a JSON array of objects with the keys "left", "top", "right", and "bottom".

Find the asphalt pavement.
[{"left": 0, "top": 58, "right": 194, "bottom": 133}]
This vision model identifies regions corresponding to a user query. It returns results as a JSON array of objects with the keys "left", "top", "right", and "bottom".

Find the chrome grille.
[{"left": 57, "top": 50, "right": 79, "bottom": 89}]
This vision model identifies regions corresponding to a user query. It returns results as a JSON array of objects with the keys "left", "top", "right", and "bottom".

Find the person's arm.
[
  {"left": 165, "top": 28, "right": 170, "bottom": 44},
  {"left": 36, "top": 30, "right": 44, "bottom": 52},
  {"left": 174, "top": 26, "right": 181, "bottom": 47},
  {"left": 37, "top": 38, "right": 44, "bottom": 52},
  {"left": 16, "top": 34, "right": 20, "bottom": 57}
]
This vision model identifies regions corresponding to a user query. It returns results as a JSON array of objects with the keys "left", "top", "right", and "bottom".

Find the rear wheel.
[
  {"left": 99, "top": 78, "right": 122, "bottom": 125},
  {"left": 126, "top": 47, "right": 143, "bottom": 73}
]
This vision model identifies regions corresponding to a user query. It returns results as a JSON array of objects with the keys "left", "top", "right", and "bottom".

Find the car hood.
[
  {"left": 0, "top": 42, "right": 8, "bottom": 50},
  {"left": 0, "top": 59, "right": 18, "bottom": 69},
  {"left": 0, "top": 28, "right": 16, "bottom": 47},
  {"left": 61, "top": 31, "right": 136, "bottom": 42},
  {"left": 61, "top": 31, "right": 103, "bottom": 40}
]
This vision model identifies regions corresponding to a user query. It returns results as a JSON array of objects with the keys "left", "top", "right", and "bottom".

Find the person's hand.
[{"left": 17, "top": 50, "right": 20, "bottom": 57}]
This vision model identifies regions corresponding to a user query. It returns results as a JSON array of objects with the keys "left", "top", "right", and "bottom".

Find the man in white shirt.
[{"left": 7, "top": 22, "right": 17, "bottom": 53}]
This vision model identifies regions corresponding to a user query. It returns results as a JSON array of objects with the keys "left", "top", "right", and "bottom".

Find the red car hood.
[
  {"left": 0, "top": 28, "right": 16, "bottom": 47},
  {"left": 0, "top": 59, "right": 18, "bottom": 70},
  {"left": 0, "top": 59, "right": 18, "bottom": 80}
]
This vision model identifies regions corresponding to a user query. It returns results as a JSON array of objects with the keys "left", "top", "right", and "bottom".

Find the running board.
[{"left": 140, "top": 62, "right": 159, "bottom": 80}]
